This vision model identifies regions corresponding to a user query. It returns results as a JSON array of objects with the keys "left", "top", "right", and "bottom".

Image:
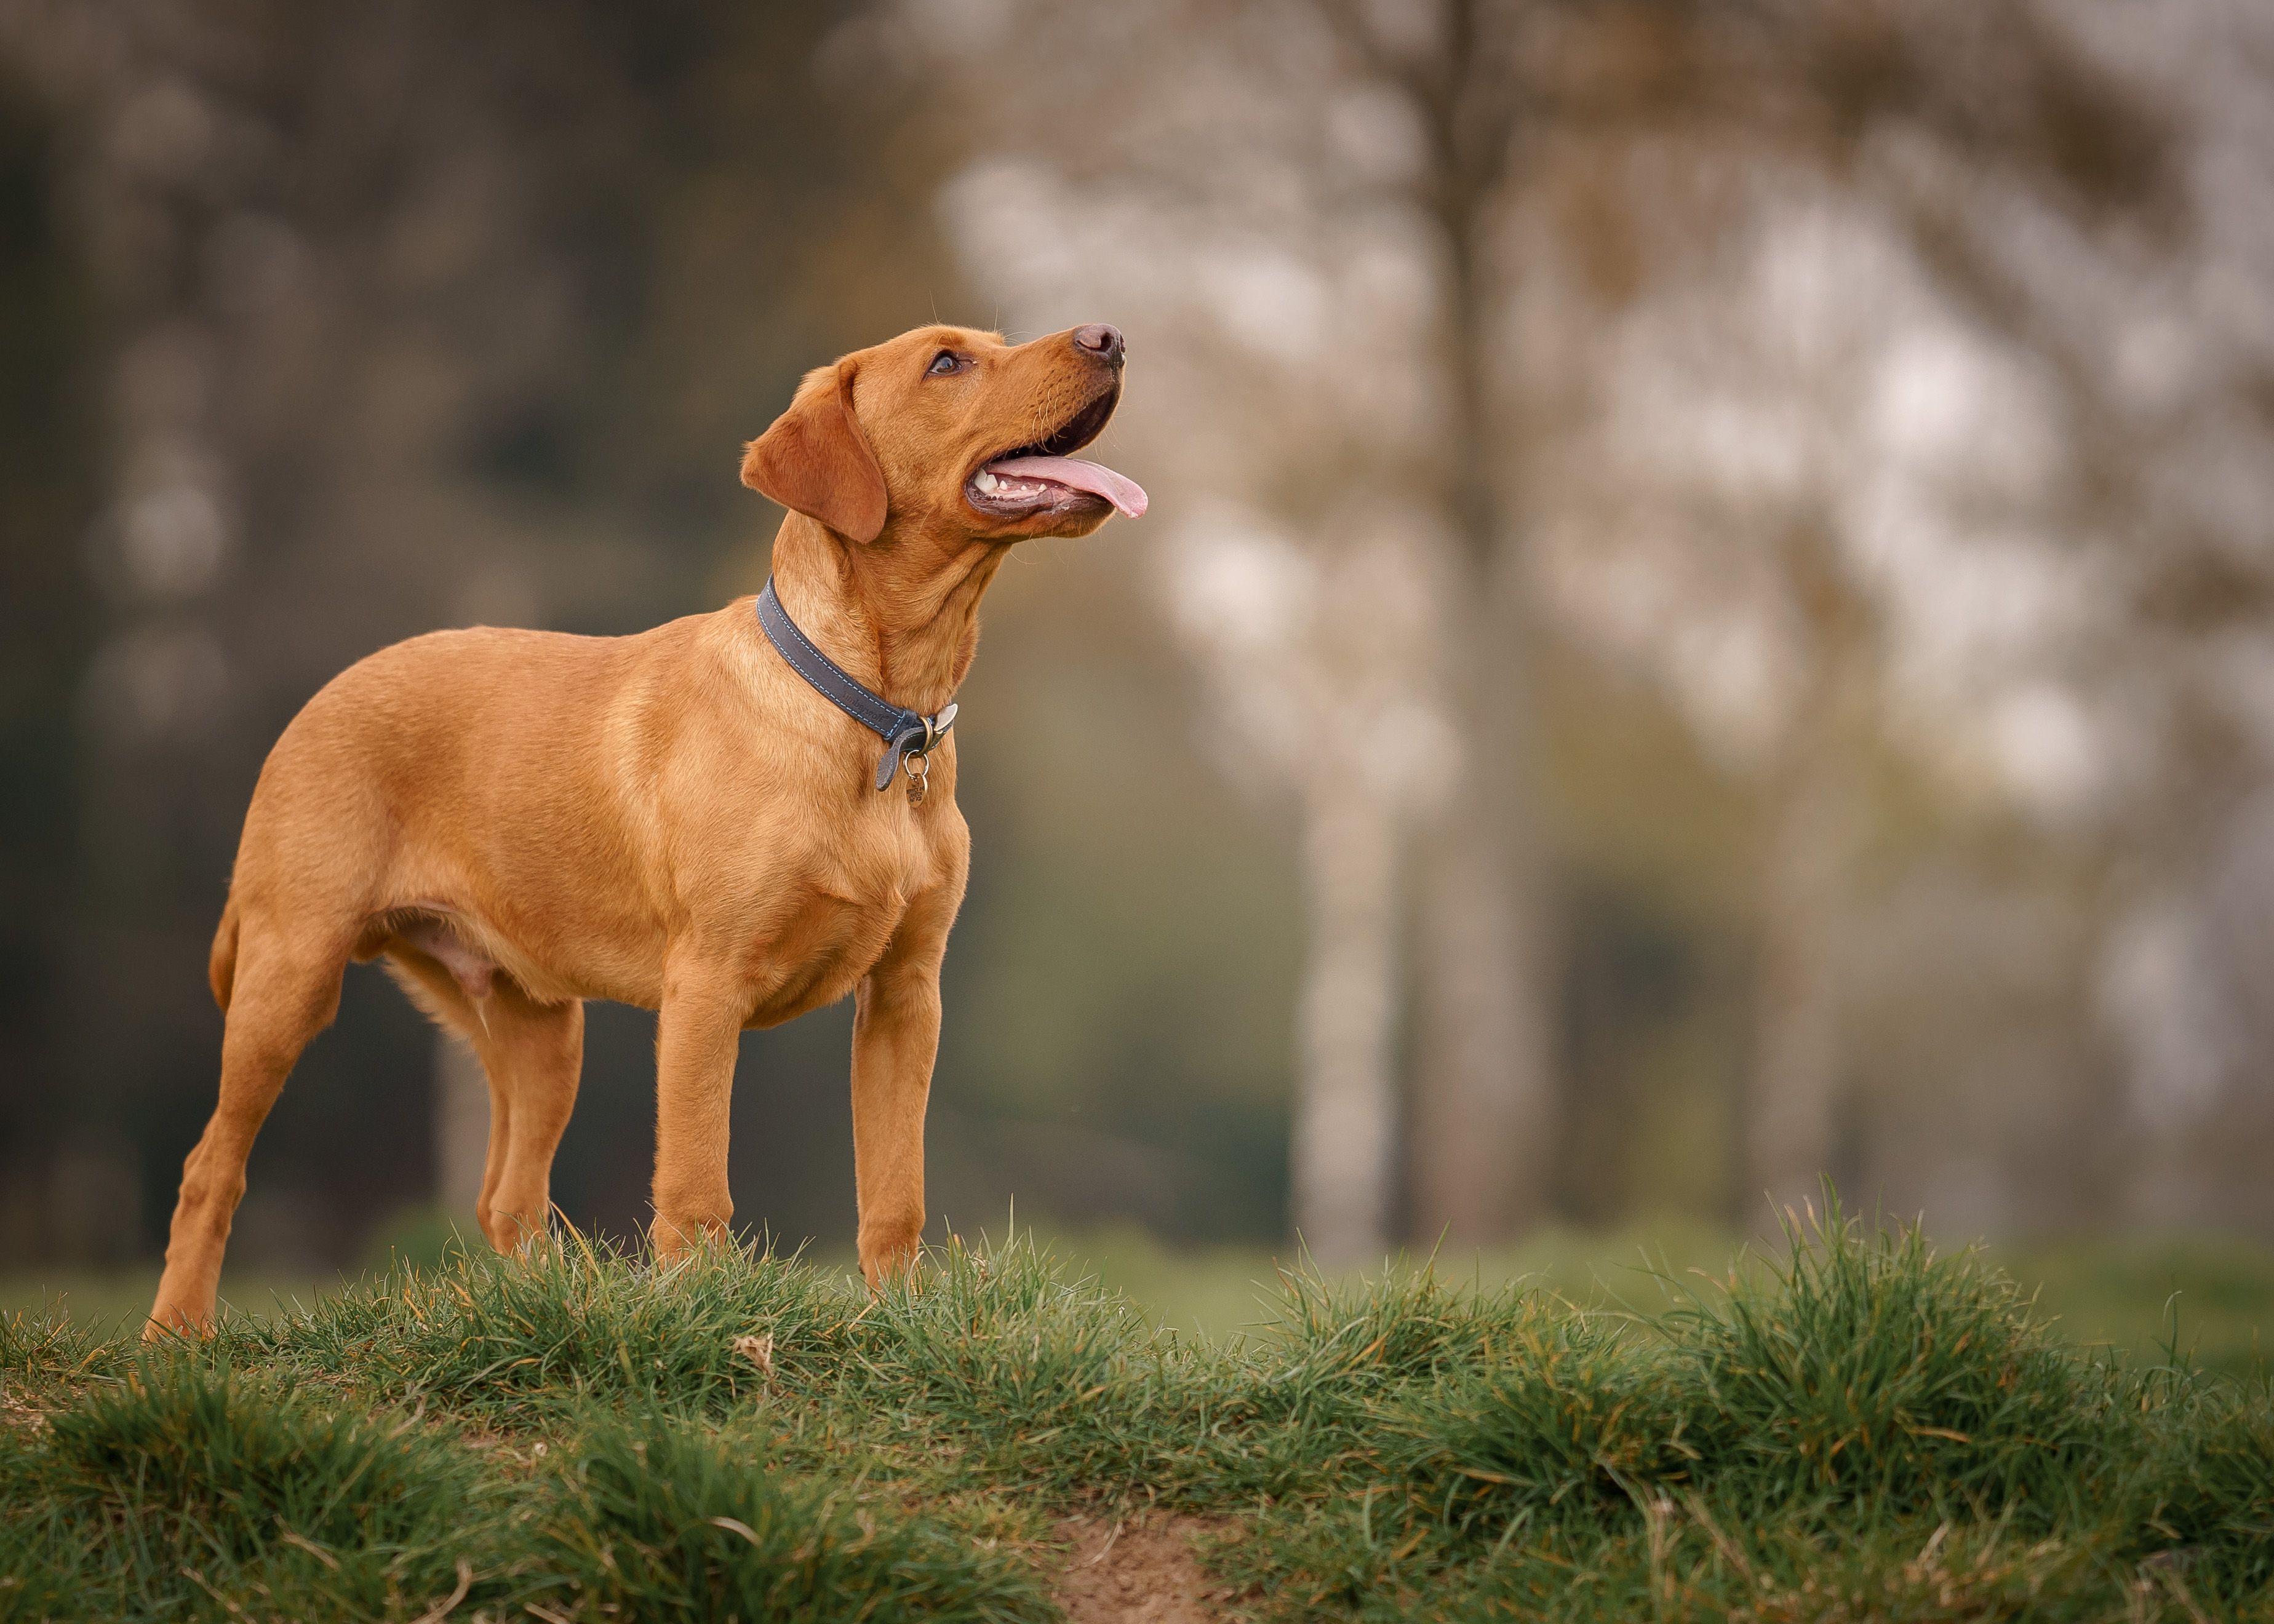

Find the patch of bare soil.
[{"left": 1052, "top": 1514, "right": 1242, "bottom": 1624}]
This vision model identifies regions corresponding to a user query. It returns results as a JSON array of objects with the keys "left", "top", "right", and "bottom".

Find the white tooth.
[{"left": 976, "top": 471, "right": 997, "bottom": 493}]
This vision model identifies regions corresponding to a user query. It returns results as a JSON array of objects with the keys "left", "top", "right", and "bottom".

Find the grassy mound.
[
  {"left": 2, "top": 1210, "right": 2267, "bottom": 1621},
  {"left": 0, "top": 1361, "right": 484, "bottom": 1621}
]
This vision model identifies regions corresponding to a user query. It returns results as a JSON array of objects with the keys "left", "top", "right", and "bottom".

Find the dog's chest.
[{"left": 740, "top": 816, "right": 940, "bottom": 1025}]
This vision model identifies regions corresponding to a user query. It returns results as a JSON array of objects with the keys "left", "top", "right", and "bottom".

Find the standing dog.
[{"left": 147, "top": 323, "right": 1146, "bottom": 1336}]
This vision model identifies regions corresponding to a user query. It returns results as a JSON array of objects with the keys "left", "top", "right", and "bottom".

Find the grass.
[
  {"left": 20, "top": 1217, "right": 2270, "bottom": 1373},
  {"left": 1057, "top": 1222, "right": 2274, "bottom": 1377},
  {"left": 2, "top": 1205, "right": 2270, "bottom": 1622}
]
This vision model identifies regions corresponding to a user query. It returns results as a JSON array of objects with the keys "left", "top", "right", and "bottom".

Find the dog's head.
[{"left": 741, "top": 324, "right": 1146, "bottom": 546}]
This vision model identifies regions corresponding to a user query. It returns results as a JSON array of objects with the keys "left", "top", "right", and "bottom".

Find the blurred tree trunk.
[
  {"left": 1409, "top": 589, "right": 1557, "bottom": 1241},
  {"left": 1363, "top": 0, "right": 1558, "bottom": 1242},
  {"left": 1411, "top": 790, "right": 1556, "bottom": 1239},
  {"left": 1290, "top": 781, "right": 1404, "bottom": 1264},
  {"left": 1749, "top": 747, "right": 1848, "bottom": 1219},
  {"left": 1747, "top": 524, "right": 1866, "bottom": 1219},
  {"left": 1860, "top": 90, "right": 2244, "bottom": 1229}
]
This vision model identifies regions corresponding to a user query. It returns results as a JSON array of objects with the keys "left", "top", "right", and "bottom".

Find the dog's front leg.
[
  {"left": 850, "top": 913, "right": 951, "bottom": 1288},
  {"left": 649, "top": 963, "right": 748, "bottom": 1259}
]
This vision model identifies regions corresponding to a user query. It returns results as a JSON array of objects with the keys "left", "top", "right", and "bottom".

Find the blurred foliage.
[{"left": 0, "top": 0, "right": 2269, "bottom": 1294}]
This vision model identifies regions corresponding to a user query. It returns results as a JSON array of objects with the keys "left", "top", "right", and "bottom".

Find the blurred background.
[{"left": 3, "top": 0, "right": 2272, "bottom": 1363}]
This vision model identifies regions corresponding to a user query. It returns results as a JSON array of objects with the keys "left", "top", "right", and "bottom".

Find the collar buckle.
[{"left": 900, "top": 703, "right": 955, "bottom": 805}]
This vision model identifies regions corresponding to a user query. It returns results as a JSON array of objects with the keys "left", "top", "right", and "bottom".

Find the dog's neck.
[{"left": 766, "top": 512, "right": 1008, "bottom": 717}]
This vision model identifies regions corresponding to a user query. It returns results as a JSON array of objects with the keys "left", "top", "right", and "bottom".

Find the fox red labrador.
[{"left": 148, "top": 322, "right": 1146, "bottom": 1335}]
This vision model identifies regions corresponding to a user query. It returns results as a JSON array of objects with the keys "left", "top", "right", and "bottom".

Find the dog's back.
[{"left": 228, "top": 623, "right": 668, "bottom": 923}]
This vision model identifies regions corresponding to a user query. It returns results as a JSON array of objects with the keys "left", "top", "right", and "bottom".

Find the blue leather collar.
[{"left": 755, "top": 577, "right": 957, "bottom": 794}]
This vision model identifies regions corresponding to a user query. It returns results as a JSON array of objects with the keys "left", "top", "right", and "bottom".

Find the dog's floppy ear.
[{"left": 740, "top": 359, "right": 888, "bottom": 543}]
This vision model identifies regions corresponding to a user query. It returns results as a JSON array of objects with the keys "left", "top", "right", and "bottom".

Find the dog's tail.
[{"left": 209, "top": 895, "right": 241, "bottom": 1012}]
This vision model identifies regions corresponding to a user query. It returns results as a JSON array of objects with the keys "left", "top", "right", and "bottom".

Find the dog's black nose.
[{"left": 1073, "top": 324, "right": 1124, "bottom": 368}]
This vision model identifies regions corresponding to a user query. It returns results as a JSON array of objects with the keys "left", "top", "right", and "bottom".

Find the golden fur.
[{"left": 147, "top": 324, "right": 1131, "bottom": 1335}]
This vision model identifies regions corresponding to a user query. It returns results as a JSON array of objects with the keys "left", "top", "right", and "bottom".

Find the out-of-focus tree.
[
  {"left": 6, "top": 0, "right": 2270, "bottom": 1272},
  {"left": 1299, "top": 0, "right": 1557, "bottom": 1250},
  {"left": 904, "top": 0, "right": 1665, "bottom": 1257},
  {"left": 1531, "top": 0, "right": 2271, "bottom": 1227},
  {"left": 913, "top": 0, "right": 2273, "bottom": 1252},
  {"left": 1872, "top": 0, "right": 2274, "bottom": 1229},
  {"left": 1536, "top": 180, "right": 2089, "bottom": 1217},
  {"left": 1155, "top": 507, "right": 1454, "bottom": 1263},
  {"left": 883, "top": 0, "right": 1427, "bottom": 1260}
]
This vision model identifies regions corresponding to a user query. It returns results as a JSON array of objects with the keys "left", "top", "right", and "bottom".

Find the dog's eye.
[{"left": 927, "top": 351, "right": 963, "bottom": 376}]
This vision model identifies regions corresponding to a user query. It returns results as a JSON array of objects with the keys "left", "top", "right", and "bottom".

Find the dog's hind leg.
[
  {"left": 147, "top": 914, "right": 354, "bottom": 1338},
  {"left": 384, "top": 944, "right": 583, "bottom": 1253},
  {"left": 469, "top": 983, "right": 581, "bottom": 1253}
]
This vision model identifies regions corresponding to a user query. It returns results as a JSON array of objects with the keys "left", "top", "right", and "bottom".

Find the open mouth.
[{"left": 965, "top": 384, "right": 1149, "bottom": 521}]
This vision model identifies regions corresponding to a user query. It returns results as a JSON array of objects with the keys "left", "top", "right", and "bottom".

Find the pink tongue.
[{"left": 986, "top": 455, "right": 1149, "bottom": 518}]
